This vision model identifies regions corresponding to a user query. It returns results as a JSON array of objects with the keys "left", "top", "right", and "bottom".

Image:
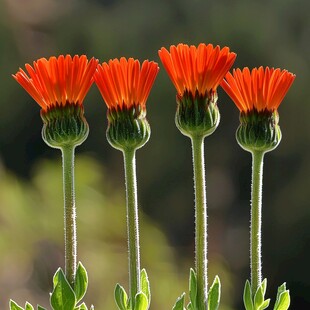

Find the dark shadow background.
[{"left": 0, "top": 0, "right": 309, "bottom": 309}]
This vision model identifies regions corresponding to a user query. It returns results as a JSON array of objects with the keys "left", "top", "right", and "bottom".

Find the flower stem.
[
  {"left": 61, "top": 145, "right": 77, "bottom": 288},
  {"left": 250, "top": 150, "right": 265, "bottom": 294},
  {"left": 191, "top": 135, "right": 208, "bottom": 309},
  {"left": 123, "top": 149, "right": 141, "bottom": 307}
]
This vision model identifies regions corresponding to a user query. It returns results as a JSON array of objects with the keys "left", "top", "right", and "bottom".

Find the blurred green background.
[{"left": 0, "top": 0, "right": 309, "bottom": 308}]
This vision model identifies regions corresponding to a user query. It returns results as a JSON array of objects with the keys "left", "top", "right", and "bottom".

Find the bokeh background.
[{"left": 0, "top": 0, "right": 309, "bottom": 309}]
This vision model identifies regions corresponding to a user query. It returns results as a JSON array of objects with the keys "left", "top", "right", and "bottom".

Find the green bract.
[
  {"left": 236, "top": 109, "right": 281, "bottom": 153},
  {"left": 175, "top": 91, "right": 220, "bottom": 138},
  {"left": 41, "top": 104, "right": 89, "bottom": 149},
  {"left": 106, "top": 105, "right": 150, "bottom": 152}
]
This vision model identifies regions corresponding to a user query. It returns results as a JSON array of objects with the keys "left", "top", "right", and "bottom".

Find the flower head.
[
  {"left": 94, "top": 57, "right": 159, "bottom": 112},
  {"left": 158, "top": 43, "right": 236, "bottom": 99},
  {"left": 94, "top": 57, "right": 159, "bottom": 151},
  {"left": 221, "top": 66, "right": 296, "bottom": 113},
  {"left": 13, "top": 55, "right": 98, "bottom": 149},
  {"left": 221, "top": 67, "right": 296, "bottom": 153},
  {"left": 13, "top": 55, "right": 98, "bottom": 112},
  {"left": 159, "top": 43, "right": 236, "bottom": 138}
]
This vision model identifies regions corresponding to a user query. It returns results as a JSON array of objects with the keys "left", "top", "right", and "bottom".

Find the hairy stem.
[
  {"left": 191, "top": 135, "right": 208, "bottom": 309},
  {"left": 123, "top": 149, "right": 141, "bottom": 306},
  {"left": 61, "top": 145, "right": 77, "bottom": 288},
  {"left": 250, "top": 150, "right": 265, "bottom": 294}
]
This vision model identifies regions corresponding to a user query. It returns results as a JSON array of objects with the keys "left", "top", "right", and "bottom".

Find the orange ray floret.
[
  {"left": 221, "top": 67, "right": 296, "bottom": 113},
  {"left": 13, "top": 55, "right": 98, "bottom": 112},
  {"left": 94, "top": 57, "right": 159, "bottom": 110},
  {"left": 158, "top": 43, "right": 236, "bottom": 97}
]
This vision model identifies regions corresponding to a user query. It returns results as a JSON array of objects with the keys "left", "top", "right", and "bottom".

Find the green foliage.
[
  {"left": 140, "top": 269, "right": 151, "bottom": 307},
  {"left": 115, "top": 269, "right": 151, "bottom": 310},
  {"left": 208, "top": 276, "right": 221, "bottom": 310},
  {"left": 10, "top": 263, "right": 92, "bottom": 310},
  {"left": 273, "top": 283, "right": 290, "bottom": 310},
  {"left": 50, "top": 268, "right": 77, "bottom": 310},
  {"left": 243, "top": 279, "right": 290, "bottom": 310},
  {"left": 134, "top": 292, "right": 148, "bottom": 310},
  {"left": 172, "top": 293, "right": 186, "bottom": 310},
  {"left": 74, "top": 262, "right": 89, "bottom": 303},
  {"left": 10, "top": 300, "right": 24, "bottom": 310},
  {"left": 172, "top": 270, "right": 221, "bottom": 310},
  {"left": 188, "top": 268, "right": 197, "bottom": 310},
  {"left": 115, "top": 284, "right": 128, "bottom": 310}
]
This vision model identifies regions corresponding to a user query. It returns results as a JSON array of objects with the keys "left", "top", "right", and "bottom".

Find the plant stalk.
[
  {"left": 61, "top": 145, "right": 77, "bottom": 288},
  {"left": 123, "top": 149, "right": 141, "bottom": 306},
  {"left": 250, "top": 150, "right": 265, "bottom": 294},
  {"left": 191, "top": 135, "right": 208, "bottom": 309}
]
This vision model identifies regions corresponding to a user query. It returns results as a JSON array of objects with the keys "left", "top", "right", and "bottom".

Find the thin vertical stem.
[
  {"left": 61, "top": 145, "right": 77, "bottom": 288},
  {"left": 123, "top": 149, "right": 141, "bottom": 306},
  {"left": 191, "top": 135, "right": 208, "bottom": 310},
  {"left": 250, "top": 150, "right": 265, "bottom": 294}
]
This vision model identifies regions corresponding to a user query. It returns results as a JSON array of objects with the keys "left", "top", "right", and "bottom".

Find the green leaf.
[
  {"left": 261, "top": 279, "right": 268, "bottom": 296},
  {"left": 114, "top": 283, "right": 128, "bottom": 310},
  {"left": 254, "top": 280, "right": 267, "bottom": 309},
  {"left": 189, "top": 268, "right": 197, "bottom": 309},
  {"left": 37, "top": 306, "right": 47, "bottom": 310},
  {"left": 187, "top": 302, "right": 193, "bottom": 310},
  {"left": 53, "top": 267, "right": 62, "bottom": 289},
  {"left": 9, "top": 300, "right": 24, "bottom": 310},
  {"left": 258, "top": 299, "right": 270, "bottom": 310},
  {"left": 243, "top": 280, "right": 254, "bottom": 310},
  {"left": 274, "top": 290, "right": 290, "bottom": 310},
  {"left": 172, "top": 293, "right": 185, "bottom": 310},
  {"left": 140, "top": 269, "right": 151, "bottom": 306},
  {"left": 77, "top": 303, "right": 88, "bottom": 310},
  {"left": 134, "top": 292, "right": 148, "bottom": 310},
  {"left": 50, "top": 268, "right": 76, "bottom": 310},
  {"left": 74, "top": 262, "right": 88, "bottom": 303},
  {"left": 208, "top": 275, "right": 221, "bottom": 310},
  {"left": 25, "top": 303, "right": 34, "bottom": 310}
]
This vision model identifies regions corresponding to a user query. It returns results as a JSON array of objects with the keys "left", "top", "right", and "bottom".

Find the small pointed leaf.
[
  {"left": 50, "top": 268, "right": 76, "bottom": 310},
  {"left": 208, "top": 275, "right": 221, "bottom": 310},
  {"left": 274, "top": 283, "right": 287, "bottom": 310},
  {"left": 172, "top": 293, "right": 185, "bottom": 310},
  {"left": 261, "top": 279, "right": 267, "bottom": 296},
  {"left": 140, "top": 269, "right": 151, "bottom": 306},
  {"left": 25, "top": 303, "right": 34, "bottom": 310},
  {"left": 114, "top": 284, "right": 128, "bottom": 310},
  {"left": 74, "top": 262, "right": 88, "bottom": 303},
  {"left": 274, "top": 290, "right": 290, "bottom": 310},
  {"left": 243, "top": 280, "right": 254, "bottom": 310},
  {"left": 189, "top": 269, "right": 197, "bottom": 309},
  {"left": 77, "top": 303, "right": 88, "bottom": 310},
  {"left": 254, "top": 284, "right": 265, "bottom": 308},
  {"left": 37, "top": 306, "right": 47, "bottom": 310},
  {"left": 9, "top": 300, "right": 24, "bottom": 310},
  {"left": 258, "top": 299, "right": 270, "bottom": 310},
  {"left": 134, "top": 292, "right": 148, "bottom": 310}
]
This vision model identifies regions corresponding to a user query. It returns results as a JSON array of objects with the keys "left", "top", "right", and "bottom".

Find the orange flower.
[
  {"left": 158, "top": 43, "right": 236, "bottom": 98},
  {"left": 13, "top": 55, "right": 98, "bottom": 112},
  {"left": 221, "top": 66, "right": 296, "bottom": 113},
  {"left": 94, "top": 57, "right": 159, "bottom": 111}
]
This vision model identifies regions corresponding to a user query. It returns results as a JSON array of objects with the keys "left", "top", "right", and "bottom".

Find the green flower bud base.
[
  {"left": 236, "top": 109, "right": 281, "bottom": 153},
  {"left": 175, "top": 91, "right": 220, "bottom": 138},
  {"left": 106, "top": 105, "right": 150, "bottom": 152},
  {"left": 41, "top": 104, "right": 89, "bottom": 149}
]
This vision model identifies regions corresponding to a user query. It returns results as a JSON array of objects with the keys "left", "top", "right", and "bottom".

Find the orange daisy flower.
[
  {"left": 94, "top": 57, "right": 159, "bottom": 111},
  {"left": 158, "top": 43, "right": 236, "bottom": 98},
  {"left": 221, "top": 66, "right": 296, "bottom": 113},
  {"left": 13, "top": 55, "right": 98, "bottom": 112}
]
